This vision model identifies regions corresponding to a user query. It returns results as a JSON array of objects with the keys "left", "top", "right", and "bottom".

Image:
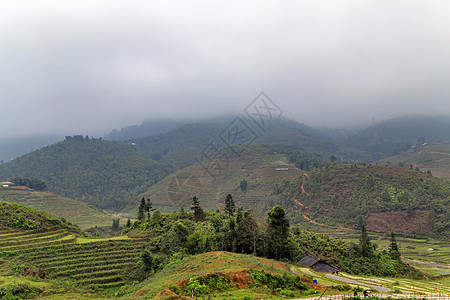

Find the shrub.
[
  {"left": 280, "top": 289, "right": 295, "bottom": 297},
  {"left": 169, "top": 285, "right": 181, "bottom": 295}
]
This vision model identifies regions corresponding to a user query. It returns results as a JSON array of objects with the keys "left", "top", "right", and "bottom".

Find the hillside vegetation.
[
  {"left": 129, "top": 117, "right": 374, "bottom": 168},
  {"left": 378, "top": 143, "right": 450, "bottom": 180},
  {"left": 139, "top": 144, "right": 323, "bottom": 215},
  {"left": 123, "top": 205, "right": 420, "bottom": 280},
  {"left": 345, "top": 115, "right": 450, "bottom": 158},
  {"left": 0, "top": 203, "right": 145, "bottom": 298},
  {"left": 0, "top": 189, "right": 116, "bottom": 230},
  {"left": 276, "top": 164, "right": 449, "bottom": 238},
  {"left": 0, "top": 201, "right": 83, "bottom": 234},
  {"left": 0, "top": 136, "right": 174, "bottom": 210}
]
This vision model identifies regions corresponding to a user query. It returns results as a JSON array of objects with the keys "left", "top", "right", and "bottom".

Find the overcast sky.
[{"left": 1, "top": 0, "right": 449, "bottom": 138}]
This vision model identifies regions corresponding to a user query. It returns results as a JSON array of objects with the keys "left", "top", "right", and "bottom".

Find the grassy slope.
[
  {"left": 0, "top": 201, "right": 83, "bottom": 234},
  {"left": 0, "top": 189, "right": 115, "bottom": 230},
  {"left": 125, "top": 251, "right": 297, "bottom": 298},
  {"left": 378, "top": 143, "right": 450, "bottom": 180},
  {"left": 125, "top": 251, "right": 450, "bottom": 299},
  {"left": 138, "top": 146, "right": 303, "bottom": 215}
]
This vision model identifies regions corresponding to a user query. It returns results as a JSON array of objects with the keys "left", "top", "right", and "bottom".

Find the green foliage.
[
  {"left": 240, "top": 179, "right": 247, "bottom": 192},
  {"left": 291, "top": 227, "right": 423, "bottom": 278},
  {"left": 111, "top": 218, "right": 120, "bottom": 230},
  {"left": 141, "top": 249, "right": 155, "bottom": 272},
  {"left": 0, "top": 201, "right": 83, "bottom": 234},
  {"left": 0, "top": 137, "right": 173, "bottom": 210},
  {"left": 125, "top": 206, "right": 422, "bottom": 279},
  {"left": 169, "top": 284, "right": 181, "bottom": 295},
  {"left": 191, "top": 196, "right": 205, "bottom": 222},
  {"left": 185, "top": 278, "right": 208, "bottom": 296},
  {"left": 359, "top": 225, "right": 372, "bottom": 257},
  {"left": 389, "top": 232, "right": 401, "bottom": 260},
  {"left": 280, "top": 289, "right": 295, "bottom": 297},
  {"left": 249, "top": 270, "right": 308, "bottom": 290},
  {"left": 137, "top": 197, "right": 146, "bottom": 221},
  {"left": 0, "top": 282, "right": 42, "bottom": 299},
  {"left": 224, "top": 194, "right": 235, "bottom": 217},
  {"left": 267, "top": 206, "right": 290, "bottom": 260},
  {"left": 9, "top": 176, "right": 47, "bottom": 191}
]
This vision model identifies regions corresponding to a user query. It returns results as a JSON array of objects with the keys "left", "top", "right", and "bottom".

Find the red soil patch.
[
  {"left": 176, "top": 271, "right": 253, "bottom": 289},
  {"left": 223, "top": 271, "right": 253, "bottom": 288},
  {"left": 154, "top": 287, "right": 190, "bottom": 300},
  {"left": 366, "top": 210, "right": 431, "bottom": 234}
]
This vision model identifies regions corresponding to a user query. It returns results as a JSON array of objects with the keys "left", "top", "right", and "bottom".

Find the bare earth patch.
[{"left": 366, "top": 210, "right": 431, "bottom": 234}]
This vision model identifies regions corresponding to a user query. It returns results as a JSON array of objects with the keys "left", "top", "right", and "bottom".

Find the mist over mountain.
[{"left": 0, "top": 135, "right": 62, "bottom": 162}]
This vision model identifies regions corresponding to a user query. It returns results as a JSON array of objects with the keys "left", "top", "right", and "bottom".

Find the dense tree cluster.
[
  {"left": 0, "top": 138, "right": 174, "bottom": 210},
  {"left": 124, "top": 199, "right": 419, "bottom": 279},
  {"left": 9, "top": 176, "right": 47, "bottom": 191}
]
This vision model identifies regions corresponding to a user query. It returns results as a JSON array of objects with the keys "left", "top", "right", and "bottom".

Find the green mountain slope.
[
  {"left": 104, "top": 119, "right": 187, "bottom": 141},
  {"left": 345, "top": 115, "right": 450, "bottom": 158},
  {"left": 128, "top": 117, "right": 374, "bottom": 168},
  {"left": 138, "top": 144, "right": 323, "bottom": 215},
  {"left": 0, "top": 189, "right": 116, "bottom": 230},
  {"left": 0, "top": 136, "right": 173, "bottom": 210},
  {"left": 0, "top": 201, "right": 83, "bottom": 235},
  {"left": 276, "top": 164, "right": 449, "bottom": 238},
  {"left": 378, "top": 143, "right": 450, "bottom": 180}
]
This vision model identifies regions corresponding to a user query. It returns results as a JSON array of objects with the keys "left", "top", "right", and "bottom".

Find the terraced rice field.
[{"left": 0, "top": 225, "right": 145, "bottom": 289}]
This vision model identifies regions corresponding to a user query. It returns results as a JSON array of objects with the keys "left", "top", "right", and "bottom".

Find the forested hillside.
[
  {"left": 0, "top": 136, "right": 174, "bottom": 210},
  {"left": 104, "top": 119, "right": 187, "bottom": 141},
  {"left": 345, "top": 115, "right": 450, "bottom": 158},
  {"left": 129, "top": 116, "right": 373, "bottom": 169},
  {"left": 378, "top": 143, "right": 450, "bottom": 180},
  {"left": 275, "top": 164, "right": 449, "bottom": 238}
]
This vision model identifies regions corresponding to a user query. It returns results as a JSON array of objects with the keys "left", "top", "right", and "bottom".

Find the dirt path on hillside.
[{"left": 301, "top": 173, "right": 310, "bottom": 196}]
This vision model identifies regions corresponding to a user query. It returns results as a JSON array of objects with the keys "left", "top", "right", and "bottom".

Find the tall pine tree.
[
  {"left": 137, "top": 197, "right": 146, "bottom": 221},
  {"left": 224, "top": 194, "right": 235, "bottom": 217},
  {"left": 191, "top": 196, "right": 205, "bottom": 221},
  {"left": 145, "top": 197, "right": 155, "bottom": 221},
  {"left": 359, "top": 225, "right": 372, "bottom": 257},
  {"left": 389, "top": 232, "right": 401, "bottom": 260},
  {"left": 266, "top": 205, "right": 290, "bottom": 260}
]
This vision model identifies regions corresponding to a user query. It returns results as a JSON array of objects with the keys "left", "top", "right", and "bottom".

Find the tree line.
[{"left": 124, "top": 194, "right": 419, "bottom": 280}]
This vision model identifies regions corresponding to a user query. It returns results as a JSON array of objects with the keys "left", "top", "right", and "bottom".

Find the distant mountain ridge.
[
  {"left": 344, "top": 115, "right": 450, "bottom": 158},
  {"left": 104, "top": 119, "right": 189, "bottom": 141}
]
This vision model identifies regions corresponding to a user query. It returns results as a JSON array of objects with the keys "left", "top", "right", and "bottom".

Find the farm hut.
[
  {"left": 1, "top": 181, "right": 14, "bottom": 189},
  {"left": 298, "top": 255, "right": 340, "bottom": 274}
]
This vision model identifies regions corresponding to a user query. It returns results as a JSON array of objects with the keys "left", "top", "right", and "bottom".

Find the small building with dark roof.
[{"left": 298, "top": 255, "right": 340, "bottom": 274}]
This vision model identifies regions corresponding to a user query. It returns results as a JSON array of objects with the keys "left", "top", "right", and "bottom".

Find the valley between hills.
[{"left": 0, "top": 116, "right": 449, "bottom": 299}]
